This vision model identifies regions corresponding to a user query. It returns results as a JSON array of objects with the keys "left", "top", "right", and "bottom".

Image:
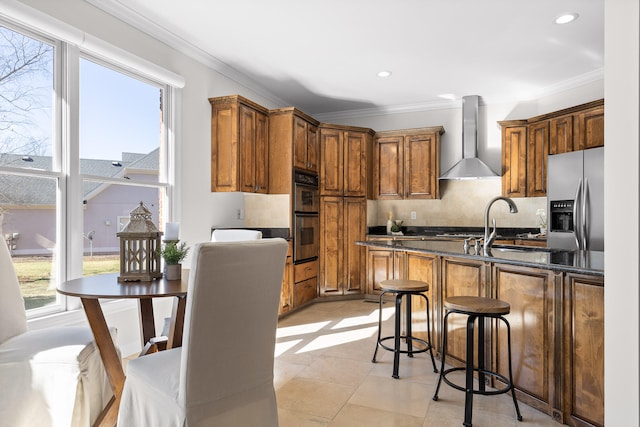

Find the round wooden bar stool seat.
[
  {"left": 444, "top": 295, "right": 511, "bottom": 315},
  {"left": 372, "top": 279, "right": 438, "bottom": 379},
  {"left": 433, "top": 295, "right": 522, "bottom": 427}
]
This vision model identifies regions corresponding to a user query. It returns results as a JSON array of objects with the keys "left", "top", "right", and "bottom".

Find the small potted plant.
[
  {"left": 536, "top": 208, "right": 547, "bottom": 235},
  {"left": 159, "top": 241, "right": 190, "bottom": 280}
]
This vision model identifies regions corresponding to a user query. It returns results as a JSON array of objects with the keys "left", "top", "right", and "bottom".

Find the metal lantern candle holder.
[{"left": 117, "top": 202, "right": 163, "bottom": 282}]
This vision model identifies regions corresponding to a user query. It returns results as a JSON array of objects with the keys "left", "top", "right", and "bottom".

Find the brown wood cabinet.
[
  {"left": 279, "top": 241, "right": 293, "bottom": 316},
  {"left": 293, "top": 260, "right": 318, "bottom": 307},
  {"left": 269, "top": 107, "right": 321, "bottom": 195},
  {"left": 373, "top": 127, "right": 444, "bottom": 200},
  {"left": 527, "top": 121, "right": 549, "bottom": 197},
  {"left": 319, "top": 125, "right": 374, "bottom": 197},
  {"left": 500, "top": 99, "right": 604, "bottom": 198},
  {"left": 319, "top": 197, "right": 366, "bottom": 296},
  {"left": 364, "top": 242, "right": 604, "bottom": 427},
  {"left": 501, "top": 122, "right": 528, "bottom": 198},
  {"left": 405, "top": 252, "right": 439, "bottom": 346},
  {"left": 210, "top": 95, "right": 269, "bottom": 193},
  {"left": 493, "top": 263, "right": 556, "bottom": 416},
  {"left": 562, "top": 273, "right": 604, "bottom": 427}
]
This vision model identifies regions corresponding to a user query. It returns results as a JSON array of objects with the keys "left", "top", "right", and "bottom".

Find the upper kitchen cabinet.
[
  {"left": 269, "top": 108, "right": 321, "bottom": 193},
  {"left": 373, "top": 127, "right": 444, "bottom": 200},
  {"left": 270, "top": 107, "right": 320, "bottom": 177},
  {"left": 500, "top": 99, "right": 604, "bottom": 198},
  {"left": 574, "top": 103, "right": 604, "bottom": 150},
  {"left": 319, "top": 124, "right": 374, "bottom": 197},
  {"left": 210, "top": 95, "right": 269, "bottom": 193}
]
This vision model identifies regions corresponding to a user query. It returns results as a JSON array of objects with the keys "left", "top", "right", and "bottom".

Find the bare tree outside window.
[{"left": 0, "top": 26, "right": 53, "bottom": 158}]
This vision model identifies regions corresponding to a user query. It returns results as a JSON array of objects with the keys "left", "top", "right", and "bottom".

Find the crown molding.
[{"left": 86, "top": 0, "right": 290, "bottom": 107}]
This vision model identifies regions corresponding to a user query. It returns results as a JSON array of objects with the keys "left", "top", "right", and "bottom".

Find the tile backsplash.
[{"left": 369, "top": 179, "right": 546, "bottom": 229}]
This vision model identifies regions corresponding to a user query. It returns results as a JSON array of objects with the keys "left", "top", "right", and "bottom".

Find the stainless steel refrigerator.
[{"left": 547, "top": 147, "right": 604, "bottom": 251}]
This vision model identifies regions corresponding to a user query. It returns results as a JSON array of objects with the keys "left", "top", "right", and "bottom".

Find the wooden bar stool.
[
  {"left": 372, "top": 279, "right": 438, "bottom": 378},
  {"left": 432, "top": 296, "right": 522, "bottom": 427}
]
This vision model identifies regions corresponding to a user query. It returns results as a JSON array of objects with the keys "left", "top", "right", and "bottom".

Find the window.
[{"left": 0, "top": 21, "right": 174, "bottom": 316}]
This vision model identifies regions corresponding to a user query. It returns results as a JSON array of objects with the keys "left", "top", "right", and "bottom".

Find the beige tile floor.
[{"left": 274, "top": 299, "right": 560, "bottom": 427}]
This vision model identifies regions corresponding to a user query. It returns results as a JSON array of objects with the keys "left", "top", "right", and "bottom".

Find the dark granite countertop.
[
  {"left": 367, "top": 226, "right": 546, "bottom": 241},
  {"left": 357, "top": 238, "right": 603, "bottom": 277}
]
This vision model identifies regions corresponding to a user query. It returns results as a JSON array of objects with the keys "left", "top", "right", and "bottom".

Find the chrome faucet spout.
[{"left": 483, "top": 196, "right": 518, "bottom": 255}]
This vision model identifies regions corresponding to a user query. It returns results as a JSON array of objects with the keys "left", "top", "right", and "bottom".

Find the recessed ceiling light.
[
  {"left": 555, "top": 13, "right": 579, "bottom": 24},
  {"left": 377, "top": 71, "right": 392, "bottom": 78}
]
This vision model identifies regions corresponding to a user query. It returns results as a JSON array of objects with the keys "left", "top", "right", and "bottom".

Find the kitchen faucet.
[{"left": 483, "top": 196, "right": 518, "bottom": 255}]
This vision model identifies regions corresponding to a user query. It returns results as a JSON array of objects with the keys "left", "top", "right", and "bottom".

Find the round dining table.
[{"left": 57, "top": 270, "right": 188, "bottom": 427}]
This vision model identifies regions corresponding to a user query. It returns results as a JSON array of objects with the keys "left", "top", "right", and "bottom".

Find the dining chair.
[
  {"left": 211, "top": 228, "right": 262, "bottom": 242},
  {"left": 0, "top": 235, "right": 117, "bottom": 427},
  {"left": 117, "top": 238, "right": 288, "bottom": 427}
]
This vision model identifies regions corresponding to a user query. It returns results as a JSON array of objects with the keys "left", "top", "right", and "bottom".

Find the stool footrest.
[
  {"left": 440, "top": 366, "right": 514, "bottom": 396},
  {"left": 377, "top": 335, "right": 433, "bottom": 356}
]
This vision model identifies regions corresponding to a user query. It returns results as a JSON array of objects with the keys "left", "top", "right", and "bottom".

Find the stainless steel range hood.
[{"left": 440, "top": 95, "right": 499, "bottom": 180}]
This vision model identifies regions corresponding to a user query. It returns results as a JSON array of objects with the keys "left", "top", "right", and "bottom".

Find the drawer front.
[
  {"left": 294, "top": 260, "right": 318, "bottom": 282},
  {"left": 294, "top": 277, "right": 317, "bottom": 307}
]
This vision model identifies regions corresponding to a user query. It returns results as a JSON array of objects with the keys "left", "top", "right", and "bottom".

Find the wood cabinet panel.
[
  {"left": 501, "top": 123, "right": 528, "bottom": 198},
  {"left": 319, "top": 196, "right": 343, "bottom": 295},
  {"left": 563, "top": 274, "right": 604, "bottom": 427},
  {"left": 211, "top": 102, "right": 237, "bottom": 192},
  {"left": 494, "top": 264, "right": 555, "bottom": 413},
  {"left": 293, "top": 116, "right": 319, "bottom": 172},
  {"left": 527, "top": 121, "right": 549, "bottom": 197},
  {"left": 279, "top": 245, "right": 293, "bottom": 315},
  {"left": 574, "top": 106, "right": 604, "bottom": 151},
  {"left": 405, "top": 133, "right": 439, "bottom": 199},
  {"left": 366, "top": 249, "right": 395, "bottom": 295},
  {"left": 319, "top": 128, "right": 343, "bottom": 195},
  {"left": 210, "top": 96, "right": 269, "bottom": 193},
  {"left": 343, "top": 198, "right": 366, "bottom": 294},
  {"left": 294, "top": 277, "right": 317, "bottom": 307},
  {"left": 549, "top": 115, "right": 574, "bottom": 154},
  {"left": 320, "top": 197, "right": 365, "bottom": 296},
  {"left": 374, "top": 135, "right": 404, "bottom": 199},
  {"left": 344, "top": 131, "right": 368, "bottom": 197},
  {"left": 405, "top": 253, "right": 438, "bottom": 347},
  {"left": 440, "top": 257, "right": 486, "bottom": 364}
]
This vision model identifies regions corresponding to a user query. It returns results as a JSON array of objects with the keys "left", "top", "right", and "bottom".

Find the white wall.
[{"left": 604, "top": 0, "right": 639, "bottom": 424}]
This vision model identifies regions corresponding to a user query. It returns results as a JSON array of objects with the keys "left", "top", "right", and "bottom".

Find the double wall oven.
[{"left": 293, "top": 170, "right": 319, "bottom": 263}]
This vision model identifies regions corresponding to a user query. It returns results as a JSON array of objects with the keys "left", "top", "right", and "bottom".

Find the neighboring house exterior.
[{"left": 0, "top": 150, "right": 160, "bottom": 256}]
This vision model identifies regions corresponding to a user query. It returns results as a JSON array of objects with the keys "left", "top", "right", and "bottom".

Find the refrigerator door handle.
[
  {"left": 583, "top": 178, "right": 589, "bottom": 250},
  {"left": 574, "top": 178, "right": 583, "bottom": 249}
]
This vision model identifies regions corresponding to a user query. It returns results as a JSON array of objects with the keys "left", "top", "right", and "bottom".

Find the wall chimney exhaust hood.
[{"left": 440, "top": 95, "right": 500, "bottom": 180}]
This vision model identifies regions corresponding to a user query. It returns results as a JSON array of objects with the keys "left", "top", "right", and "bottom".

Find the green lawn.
[{"left": 13, "top": 255, "right": 120, "bottom": 310}]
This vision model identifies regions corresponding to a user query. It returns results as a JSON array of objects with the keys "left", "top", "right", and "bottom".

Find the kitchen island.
[{"left": 358, "top": 238, "right": 603, "bottom": 427}]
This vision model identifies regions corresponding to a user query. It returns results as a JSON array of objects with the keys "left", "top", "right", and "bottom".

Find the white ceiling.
[{"left": 89, "top": 0, "right": 604, "bottom": 117}]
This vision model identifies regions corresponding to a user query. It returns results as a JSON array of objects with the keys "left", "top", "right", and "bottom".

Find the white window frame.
[{"left": 0, "top": 15, "right": 179, "bottom": 317}]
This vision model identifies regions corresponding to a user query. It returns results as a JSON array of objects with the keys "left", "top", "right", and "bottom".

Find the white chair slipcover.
[
  {"left": 117, "top": 238, "right": 288, "bottom": 427},
  {"left": 211, "top": 229, "right": 262, "bottom": 242},
  {"left": 0, "top": 233, "right": 116, "bottom": 427}
]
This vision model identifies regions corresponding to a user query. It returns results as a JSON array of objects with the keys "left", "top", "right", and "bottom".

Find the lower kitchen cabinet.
[
  {"left": 404, "top": 252, "right": 438, "bottom": 348},
  {"left": 293, "top": 260, "right": 318, "bottom": 307},
  {"left": 363, "top": 244, "right": 604, "bottom": 427},
  {"left": 440, "top": 257, "right": 488, "bottom": 365},
  {"left": 493, "top": 263, "right": 556, "bottom": 417},
  {"left": 278, "top": 242, "right": 293, "bottom": 316},
  {"left": 562, "top": 273, "right": 604, "bottom": 427},
  {"left": 319, "top": 197, "right": 365, "bottom": 296}
]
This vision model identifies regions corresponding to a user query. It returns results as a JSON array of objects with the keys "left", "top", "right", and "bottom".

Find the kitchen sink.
[{"left": 490, "top": 244, "right": 559, "bottom": 253}]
